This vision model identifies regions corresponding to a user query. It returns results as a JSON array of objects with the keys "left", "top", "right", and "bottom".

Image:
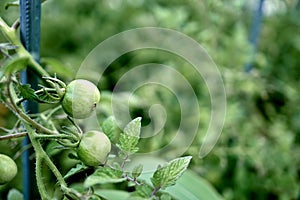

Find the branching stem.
[
  {"left": 121, "top": 154, "right": 129, "bottom": 169},
  {"left": 151, "top": 185, "right": 162, "bottom": 197},
  {"left": 6, "top": 76, "right": 58, "bottom": 135},
  {"left": 0, "top": 132, "right": 27, "bottom": 140},
  {"left": 0, "top": 17, "right": 50, "bottom": 77}
]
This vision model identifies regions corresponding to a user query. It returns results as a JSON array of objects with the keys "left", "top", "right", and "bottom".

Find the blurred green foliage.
[{"left": 1, "top": 0, "right": 300, "bottom": 199}]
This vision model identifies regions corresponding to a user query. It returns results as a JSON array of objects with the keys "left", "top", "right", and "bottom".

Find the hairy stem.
[
  {"left": 0, "top": 17, "right": 50, "bottom": 77},
  {"left": 23, "top": 122, "right": 68, "bottom": 199},
  {"left": 121, "top": 154, "right": 129, "bottom": 169},
  {"left": 35, "top": 133, "right": 74, "bottom": 140},
  {"left": 0, "top": 132, "right": 27, "bottom": 140},
  {"left": 123, "top": 174, "right": 141, "bottom": 186},
  {"left": 151, "top": 185, "right": 161, "bottom": 197},
  {"left": 6, "top": 76, "right": 58, "bottom": 135},
  {"left": 36, "top": 155, "right": 50, "bottom": 200}
]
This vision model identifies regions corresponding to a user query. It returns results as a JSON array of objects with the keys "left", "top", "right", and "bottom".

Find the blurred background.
[{"left": 1, "top": 0, "right": 300, "bottom": 199}]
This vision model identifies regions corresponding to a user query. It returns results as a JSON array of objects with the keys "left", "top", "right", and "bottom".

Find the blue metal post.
[
  {"left": 245, "top": 0, "right": 265, "bottom": 72},
  {"left": 20, "top": 0, "right": 41, "bottom": 199}
]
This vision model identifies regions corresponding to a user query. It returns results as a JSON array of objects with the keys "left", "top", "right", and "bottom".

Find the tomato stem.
[
  {"left": 23, "top": 122, "right": 78, "bottom": 199},
  {"left": 6, "top": 76, "right": 59, "bottom": 135},
  {"left": 0, "top": 132, "right": 27, "bottom": 141},
  {"left": 0, "top": 17, "right": 50, "bottom": 78}
]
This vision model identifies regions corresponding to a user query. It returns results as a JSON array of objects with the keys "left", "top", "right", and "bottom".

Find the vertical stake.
[
  {"left": 20, "top": 0, "right": 41, "bottom": 199},
  {"left": 245, "top": 0, "right": 264, "bottom": 72}
]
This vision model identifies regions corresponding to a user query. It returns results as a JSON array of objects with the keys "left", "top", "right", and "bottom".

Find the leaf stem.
[
  {"left": 123, "top": 174, "right": 141, "bottom": 186},
  {"left": 44, "top": 105, "right": 62, "bottom": 119},
  {"left": 0, "top": 17, "right": 50, "bottom": 77},
  {"left": 11, "top": 19, "right": 20, "bottom": 30},
  {"left": 35, "top": 133, "right": 77, "bottom": 141},
  {"left": 0, "top": 132, "right": 27, "bottom": 140},
  {"left": 6, "top": 76, "right": 58, "bottom": 135},
  {"left": 121, "top": 154, "right": 129, "bottom": 169},
  {"left": 151, "top": 185, "right": 161, "bottom": 197}
]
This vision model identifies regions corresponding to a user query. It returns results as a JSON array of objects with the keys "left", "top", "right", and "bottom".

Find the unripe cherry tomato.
[
  {"left": 62, "top": 79, "right": 100, "bottom": 119},
  {"left": 77, "top": 131, "right": 111, "bottom": 166},
  {"left": 0, "top": 154, "right": 17, "bottom": 184}
]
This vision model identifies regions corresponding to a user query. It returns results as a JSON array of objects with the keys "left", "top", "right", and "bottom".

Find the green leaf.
[
  {"left": 64, "top": 163, "right": 88, "bottom": 179},
  {"left": 35, "top": 93, "right": 55, "bottom": 104},
  {"left": 124, "top": 117, "right": 142, "bottom": 137},
  {"left": 138, "top": 167, "right": 223, "bottom": 200},
  {"left": 132, "top": 164, "right": 143, "bottom": 179},
  {"left": 102, "top": 116, "right": 120, "bottom": 142},
  {"left": 2, "top": 56, "right": 29, "bottom": 77},
  {"left": 94, "top": 189, "right": 130, "bottom": 200},
  {"left": 165, "top": 170, "right": 223, "bottom": 200},
  {"left": 151, "top": 156, "right": 192, "bottom": 190},
  {"left": 17, "top": 83, "right": 39, "bottom": 102},
  {"left": 117, "top": 133, "right": 139, "bottom": 154},
  {"left": 7, "top": 189, "right": 24, "bottom": 200},
  {"left": 117, "top": 117, "right": 142, "bottom": 154},
  {"left": 84, "top": 167, "right": 126, "bottom": 188}
]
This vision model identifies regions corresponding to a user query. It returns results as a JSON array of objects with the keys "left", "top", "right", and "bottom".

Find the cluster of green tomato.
[
  {"left": 61, "top": 79, "right": 111, "bottom": 166},
  {"left": 0, "top": 79, "right": 111, "bottom": 184}
]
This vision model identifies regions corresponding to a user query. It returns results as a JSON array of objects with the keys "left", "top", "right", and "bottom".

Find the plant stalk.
[{"left": 0, "top": 17, "right": 50, "bottom": 77}]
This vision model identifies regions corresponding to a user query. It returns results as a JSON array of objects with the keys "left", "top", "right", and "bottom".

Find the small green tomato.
[
  {"left": 77, "top": 131, "right": 111, "bottom": 166},
  {"left": 0, "top": 154, "right": 17, "bottom": 184},
  {"left": 62, "top": 79, "right": 100, "bottom": 119}
]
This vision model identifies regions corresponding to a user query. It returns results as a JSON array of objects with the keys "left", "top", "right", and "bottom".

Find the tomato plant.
[
  {"left": 3, "top": 0, "right": 297, "bottom": 200},
  {"left": 0, "top": 3, "right": 194, "bottom": 200}
]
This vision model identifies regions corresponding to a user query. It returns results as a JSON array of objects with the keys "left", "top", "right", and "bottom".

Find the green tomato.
[
  {"left": 62, "top": 79, "right": 100, "bottom": 119},
  {"left": 77, "top": 131, "right": 111, "bottom": 166},
  {"left": 0, "top": 154, "right": 17, "bottom": 184}
]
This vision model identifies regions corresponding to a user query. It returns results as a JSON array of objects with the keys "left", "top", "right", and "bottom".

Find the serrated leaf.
[
  {"left": 124, "top": 117, "right": 142, "bottom": 137},
  {"left": 2, "top": 56, "right": 28, "bottom": 77},
  {"left": 64, "top": 164, "right": 88, "bottom": 179},
  {"left": 138, "top": 169, "right": 223, "bottom": 200},
  {"left": 151, "top": 156, "right": 192, "bottom": 190},
  {"left": 117, "top": 133, "right": 139, "bottom": 154},
  {"left": 116, "top": 117, "right": 142, "bottom": 154},
  {"left": 7, "top": 189, "right": 24, "bottom": 200},
  {"left": 84, "top": 167, "right": 126, "bottom": 188},
  {"left": 132, "top": 164, "right": 143, "bottom": 179},
  {"left": 102, "top": 116, "right": 120, "bottom": 141},
  {"left": 165, "top": 170, "right": 223, "bottom": 200},
  {"left": 17, "top": 83, "right": 39, "bottom": 102},
  {"left": 35, "top": 91, "right": 59, "bottom": 104}
]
